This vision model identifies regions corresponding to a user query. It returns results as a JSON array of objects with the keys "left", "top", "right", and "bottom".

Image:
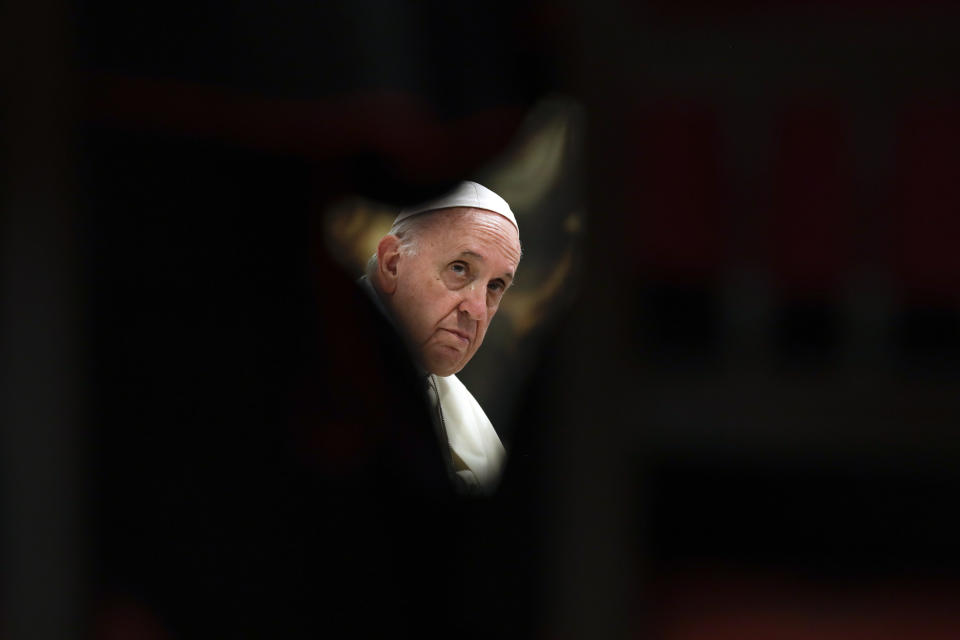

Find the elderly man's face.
[{"left": 384, "top": 207, "right": 521, "bottom": 377}]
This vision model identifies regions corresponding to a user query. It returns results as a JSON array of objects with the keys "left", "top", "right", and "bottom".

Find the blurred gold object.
[
  {"left": 323, "top": 198, "right": 395, "bottom": 273},
  {"left": 501, "top": 248, "right": 574, "bottom": 338},
  {"left": 484, "top": 97, "right": 579, "bottom": 215}
]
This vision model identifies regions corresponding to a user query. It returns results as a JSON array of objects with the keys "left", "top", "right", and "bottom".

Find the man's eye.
[
  {"left": 450, "top": 262, "right": 468, "bottom": 275},
  {"left": 488, "top": 280, "right": 505, "bottom": 293}
]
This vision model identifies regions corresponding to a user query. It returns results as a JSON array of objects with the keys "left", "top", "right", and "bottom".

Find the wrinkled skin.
[{"left": 374, "top": 207, "right": 521, "bottom": 377}]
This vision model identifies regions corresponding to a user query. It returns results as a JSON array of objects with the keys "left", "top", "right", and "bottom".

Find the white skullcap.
[{"left": 393, "top": 181, "right": 518, "bottom": 234}]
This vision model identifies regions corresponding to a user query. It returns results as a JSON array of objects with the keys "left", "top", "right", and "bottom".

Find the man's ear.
[{"left": 376, "top": 235, "right": 402, "bottom": 294}]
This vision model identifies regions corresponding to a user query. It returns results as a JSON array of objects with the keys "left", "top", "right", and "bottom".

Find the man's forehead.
[
  {"left": 450, "top": 224, "right": 520, "bottom": 257},
  {"left": 455, "top": 249, "right": 517, "bottom": 277}
]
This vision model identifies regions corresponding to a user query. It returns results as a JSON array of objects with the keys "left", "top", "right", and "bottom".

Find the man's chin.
[
  {"left": 427, "top": 362, "right": 463, "bottom": 377},
  {"left": 423, "top": 349, "right": 466, "bottom": 377}
]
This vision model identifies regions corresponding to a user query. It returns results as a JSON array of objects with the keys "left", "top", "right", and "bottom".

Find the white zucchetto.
[{"left": 393, "top": 181, "right": 518, "bottom": 234}]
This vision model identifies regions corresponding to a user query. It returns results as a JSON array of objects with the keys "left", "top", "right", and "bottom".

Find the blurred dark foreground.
[{"left": 4, "top": 1, "right": 960, "bottom": 639}]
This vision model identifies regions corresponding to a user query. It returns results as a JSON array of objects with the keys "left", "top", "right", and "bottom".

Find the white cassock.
[{"left": 429, "top": 373, "right": 505, "bottom": 495}]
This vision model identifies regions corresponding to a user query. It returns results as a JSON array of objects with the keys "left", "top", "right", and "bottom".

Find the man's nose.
[{"left": 458, "top": 284, "right": 486, "bottom": 320}]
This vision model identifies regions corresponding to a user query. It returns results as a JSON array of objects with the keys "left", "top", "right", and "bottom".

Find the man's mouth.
[{"left": 441, "top": 328, "right": 470, "bottom": 344}]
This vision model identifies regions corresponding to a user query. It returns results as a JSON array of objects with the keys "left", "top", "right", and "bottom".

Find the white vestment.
[
  {"left": 430, "top": 373, "right": 505, "bottom": 495},
  {"left": 358, "top": 275, "right": 505, "bottom": 495}
]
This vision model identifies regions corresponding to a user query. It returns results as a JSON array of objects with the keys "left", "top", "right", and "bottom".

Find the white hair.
[{"left": 365, "top": 211, "right": 438, "bottom": 278}]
